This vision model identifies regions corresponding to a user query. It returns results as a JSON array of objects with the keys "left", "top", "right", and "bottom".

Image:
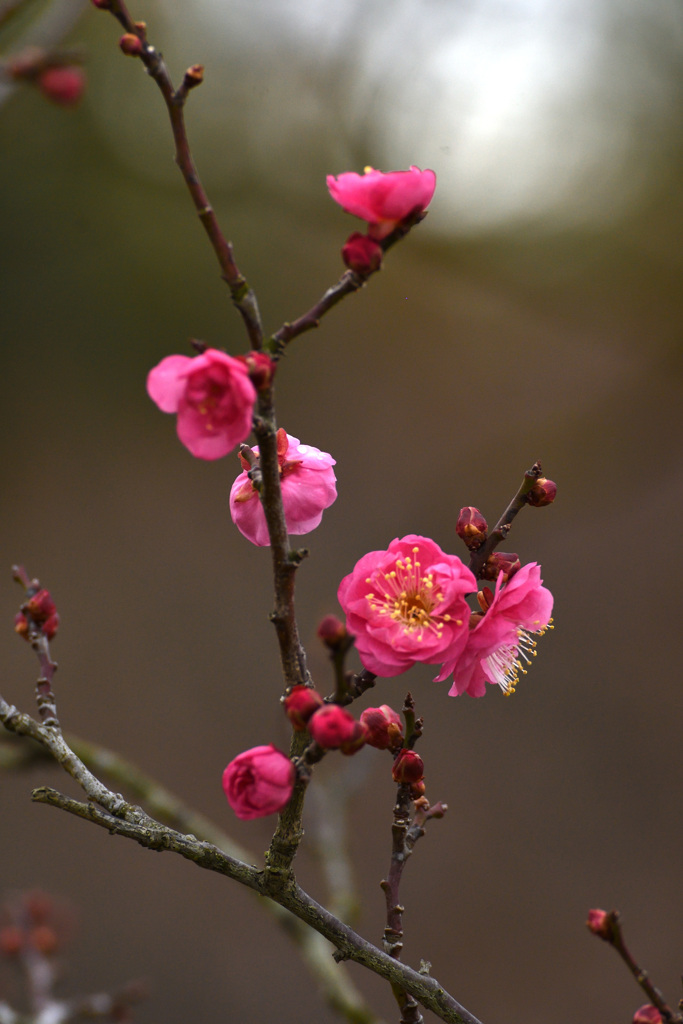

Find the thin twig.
[
  {"left": 467, "top": 462, "right": 545, "bottom": 578},
  {"left": 98, "top": 0, "right": 263, "bottom": 348},
  {"left": 270, "top": 212, "right": 427, "bottom": 356}
]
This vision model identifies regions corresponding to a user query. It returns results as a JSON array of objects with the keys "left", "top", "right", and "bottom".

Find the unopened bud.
[
  {"left": 317, "top": 615, "right": 348, "bottom": 650},
  {"left": 392, "top": 749, "right": 424, "bottom": 785},
  {"left": 90, "top": 0, "right": 112, "bottom": 9},
  {"left": 633, "top": 1007, "right": 663, "bottom": 1024},
  {"left": 409, "top": 779, "right": 426, "bottom": 799},
  {"left": 42, "top": 612, "right": 60, "bottom": 640},
  {"left": 37, "top": 66, "right": 85, "bottom": 106},
  {"left": 183, "top": 64, "right": 204, "bottom": 89},
  {"left": 236, "top": 352, "right": 276, "bottom": 391},
  {"left": 527, "top": 477, "right": 557, "bottom": 507},
  {"left": 341, "top": 233, "right": 383, "bottom": 274},
  {"left": 481, "top": 551, "right": 520, "bottom": 583},
  {"left": 586, "top": 908, "right": 616, "bottom": 941},
  {"left": 119, "top": 33, "right": 143, "bottom": 56},
  {"left": 308, "top": 705, "right": 363, "bottom": 751},
  {"left": 283, "top": 685, "right": 324, "bottom": 731},
  {"left": 455, "top": 506, "right": 488, "bottom": 549},
  {"left": 26, "top": 589, "right": 56, "bottom": 622},
  {"left": 340, "top": 721, "right": 368, "bottom": 756},
  {"left": 360, "top": 705, "right": 404, "bottom": 750}
]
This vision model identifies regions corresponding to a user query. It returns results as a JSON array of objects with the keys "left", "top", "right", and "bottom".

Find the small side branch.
[
  {"left": 468, "top": 462, "right": 545, "bottom": 578},
  {"left": 99, "top": 0, "right": 263, "bottom": 348}
]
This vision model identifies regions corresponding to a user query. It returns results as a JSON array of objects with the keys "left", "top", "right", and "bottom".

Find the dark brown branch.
[
  {"left": 467, "top": 462, "right": 545, "bottom": 578},
  {"left": 100, "top": 0, "right": 263, "bottom": 349}
]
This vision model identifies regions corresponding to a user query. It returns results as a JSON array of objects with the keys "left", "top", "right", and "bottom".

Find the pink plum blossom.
[
  {"left": 230, "top": 429, "right": 337, "bottom": 546},
  {"left": 435, "top": 563, "right": 553, "bottom": 698},
  {"left": 337, "top": 535, "right": 476, "bottom": 677},
  {"left": 326, "top": 166, "right": 436, "bottom": 239},
  {"left": 147, "top": 348, "right": 256, "bottom": 460},
  {"left": 222, "top": 744, "right": 295, "bottom": 821}
]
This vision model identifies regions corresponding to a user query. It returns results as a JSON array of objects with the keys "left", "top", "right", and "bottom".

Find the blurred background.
[{"left": 1, "top": 0, "right": 682, "bottom": 1021}]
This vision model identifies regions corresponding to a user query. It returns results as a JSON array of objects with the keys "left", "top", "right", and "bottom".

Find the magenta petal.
[{"left": 146, "top": 355, "right": 192, "bottom": 413}]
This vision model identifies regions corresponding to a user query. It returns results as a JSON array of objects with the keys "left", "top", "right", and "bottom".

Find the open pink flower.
[
  {"left": 147, "top": 348, "right": 256, "bottom": 460},
  {"left": 230, "top": 429, "right": 337, "bottom": 546},
  {"left": 326, "top": 166, "right": 436, "bottom": 239},
  {"left": 222, "top": 744, "right": 295, "bottom": 821},
  {"left": 338, "top": 535, "right": 476, "bottom": 677},
  {"left": 435, "top": 563, "right": 553, "bottom": 697}
]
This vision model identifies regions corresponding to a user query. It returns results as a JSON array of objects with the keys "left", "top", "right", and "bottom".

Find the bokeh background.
[{"left": 2, "top": 0, "right": 683, "bottom": 1021}]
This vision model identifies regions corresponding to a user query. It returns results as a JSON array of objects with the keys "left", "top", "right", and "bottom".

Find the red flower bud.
[
  {"left": 25, "top": 589, "right": 56, "bottom": 622},
  {"left": 455, "top": 507, "right": 488, "bottom": 549},
  {"left": 392, "top": 749, "right": 424, "bottom": 785},
  {"left": 42, "top": 612, "right": 60, "bottom": 640},
  {"left": 586, "top": 908, "right": 615, "bottom": 940},
  {"left": 236, "top": 352, "right": 276, "bottom": 391},
  {"left": 283, "top": 685, "right": 324, "bottom": 731},
  {"left": 339, "top": 720, "right": 368, "bottom": 756},
  {"left": 316, "top": 615, "right": 349, "bottom": 651},
  {"left": 341, "top": 233, "right": 383, "bottom": 274},
  {"left": 308, "top": 705, "right": 362, "bottom": 750},
  {"left": 37, "top": 66, "right": 85, "bottom": 106},
  {"left": 119, "top": 33, "right": 143, "bottom": 56},
  {"left": 481, "top": 551, "right": 521, "bottom": 583},
  {"left": 633, "top": 1007, "right": 663, "bottom": 1024},
  {"left": 360, "top": 705, "right": 404, "bottom": 750},
  {"left": 527, "top": 477, "right": 557, "bottom": 507},
  {"left": 409, "top": 780, "right": 426, "bottom": 799}
]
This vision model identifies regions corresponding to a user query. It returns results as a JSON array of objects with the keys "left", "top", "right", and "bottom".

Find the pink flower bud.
[
  {"left": 230, "top": 432, "right": 337, "bottom": 546},
  {"left": 341, "top": 233, "right": 383, "bottom": 274},
  {"left": 455, "top": 507, "right": 488, "bottom": 549},
  {"left": 481, "top": 551, "right": 521, "bottom": 583},
  {"left": 327, "top": 166, "right": 436, "bottom": 240},
  {"left": 308, "top": 705, "right": 363, "bottom": 751},
  {"left": 37, "top": 66, "right": 85, "bottom": 106},
  {"left": 283, "top": 685, "right": 324, "bottom": 731},
  {"left": 222, "top": 745, "right": 295, "bottom": 821},
  {"left": 360, "top": 705, "right": 404, "bottom": 750},
  {"left": 147, "top": 348, "right": 256, "bottom": 460},
  {"left": 392, "top": 749, "right": 424, "bottom": 785},
  {"left": 235, "top": 352, "right": 276, "bottom": 391},
  {"left": 633, "top": 1007, "right": 663, "bottom": 1024},
  {"left": 317, "top": 615, "right": 348, "bottom": 650},
  {"left": 119, "top": 33, "right": 143, "bottom": 56},
  {"left": 585, "top": 908, "right": 614, "bottom": 940},
  {"left": 527, "top": 477, "right": 557, "bottom": 507}
]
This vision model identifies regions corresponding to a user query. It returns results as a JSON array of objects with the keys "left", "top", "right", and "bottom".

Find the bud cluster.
[{"left": 14, "top": 587, "right": 59, "bottom": 642}]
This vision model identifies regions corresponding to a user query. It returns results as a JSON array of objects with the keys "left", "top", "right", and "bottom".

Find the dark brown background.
[{"left": 1, "top": 1, "right": 682, "bottom": 1022}]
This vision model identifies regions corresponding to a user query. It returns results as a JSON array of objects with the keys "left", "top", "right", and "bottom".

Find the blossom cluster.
[{"left": 338, "top": 535, "right": 553, "bottom": 698}]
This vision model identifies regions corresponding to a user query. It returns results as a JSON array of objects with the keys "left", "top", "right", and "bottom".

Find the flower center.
[
  {"left": 485, "top": 620, "right": 554, "bottom": 696},
  {"left": 364, "top": 546, "right": 455, "bottom": 642}
]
